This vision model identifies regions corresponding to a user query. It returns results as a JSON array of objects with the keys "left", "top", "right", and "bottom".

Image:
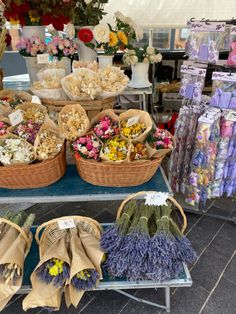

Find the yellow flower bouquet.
[{"left": 100, "top": 135, "right": 130, "bottom": 163}]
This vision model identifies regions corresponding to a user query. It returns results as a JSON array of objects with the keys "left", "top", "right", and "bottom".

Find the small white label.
[
  {"left": 144, "top": 192, "right": 169, "bottom": 206},
  {"left": 225, "top": 111, "right": 236, "bottom": 122},
  {"left": 31, "top": 95, "right": 41, "bottom": 104},
  {"left": 58, "top": 219, "right": 75, "bottom": 230},
  {"left": 190, "top": 21, "right": 225, "bottom": 32},
  {"left": 37, "top": 54, "right": 49, "bottom": 64},
  {"left": 212, "top": 71, "right": 236, "bottom": 82},
  {"left": 8, "top": 109, "right": 24, "bottom": 126},
  {"left": 126, "top": 115, "right": 140, "bottom": 127}
]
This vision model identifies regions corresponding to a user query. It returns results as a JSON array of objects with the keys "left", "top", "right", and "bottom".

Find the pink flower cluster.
[
  {"left": 72, "top": 134, "right": 101, "bottom": 160},
  {"left": 46, "top": 36, "right": 78, "bottom": 60},
  {"left": 16, "top": 36, "right": 46, "bottom": 57},
  {"left": 93, "top": 115, "right": 119, "bottom": 141},
  {"left": 0, "top": 121, "right": 9, "bottom": 136},
  {"left": 151, "top": 128, "right": 173, "bottom": 149}
]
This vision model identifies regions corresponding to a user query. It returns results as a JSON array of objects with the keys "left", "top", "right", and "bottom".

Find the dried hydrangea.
[
  {"left": 0, "top": 138, "right": 34, "bottom": 165},
  {"left": 60, "top": 110, "right": 88, "bottom": 140},
  {"left": 98, "top": 66, "right": 129, "bottom": 93},
  {"left": 36, "top": 129, "right": 63, "bottom": 160}
]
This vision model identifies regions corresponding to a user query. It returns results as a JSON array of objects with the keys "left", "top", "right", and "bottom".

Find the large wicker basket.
[
  {"left": 0, "top": 145, "right": 66, "bottom": 189},
  {"left": 74, "top": 156, "right": 163, "bottom": 187},
  {"left": 41, "top": 97, "right": 115, "bottom": 120}
]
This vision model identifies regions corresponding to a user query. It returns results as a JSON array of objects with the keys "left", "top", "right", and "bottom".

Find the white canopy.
[{"left": 103, "top": 0, "right": 236, "bottom": 28}]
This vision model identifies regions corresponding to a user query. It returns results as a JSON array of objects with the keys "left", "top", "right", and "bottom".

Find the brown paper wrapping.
[
  {"left": 119, "top": 109, "right": 153, "bottom": 143},
  {"left": 34, "top": 121, "right": 64, "bottom": 161},
  {"left": 13, "top": 102, "right": 49, "bottom": 125},
  {"left": 146, "top": 129, "right": 174, "bottom": 159},
  {"left": 0, "top": 226, "right": 30, "bottom": 311},
  {"left": 23, "top": 235, "right": 70, "bottom": 311},
  {"left": 79, "top": 229, "right": 104, "bottom": 279},
  {"left": 66, "top": 228, "right": 97, "bottom": 308},
  {"left": 91, "top": 109, "right": 119, "bottom": 133},
  {"left": 58, "top": 104, "right": 90, "bottom": 141},
  {"left": 0, "top": 105, "right": 11, "bottom": 117},
  {"left": 100, "top": 136, "right": 132, "bottom": 164}
]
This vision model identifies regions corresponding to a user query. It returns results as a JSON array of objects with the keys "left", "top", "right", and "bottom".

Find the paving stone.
[
  {"left": 1, "top": 295, "right": 39, "bottom": 314},
  {"left": 201, "top": 277, "right": 236, "bottom": 314},
  {"left": 80, "top": 290, "right": 136, "bottom": 314},
  {"left": 165, "top": 284, "right": 208, "bottom": 314},
  {"left": 190, "top": 222, "right": 236, "bottom": 292},
  {"left": 185, "top": 215, "right": 223, "bottom": 255},
  {"left": 93, "top": 209, "right": 115, "bottom": 223},
  {"left": 223, "top": 254, "right": 236, "bottom": 284},
  {"left": 120, "top": 288, "right": 165, "bottom": 314}
]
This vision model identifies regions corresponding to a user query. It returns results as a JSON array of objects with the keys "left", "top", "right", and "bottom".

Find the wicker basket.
[
  {"left": 74, "top": 156, "right": 163, "bottom": 187},
  {"left": 41, "top": 97, "right": 116, "bottom": 120},
  {"left": 0, "top": 144, "right": 66, "bottom": 189}
]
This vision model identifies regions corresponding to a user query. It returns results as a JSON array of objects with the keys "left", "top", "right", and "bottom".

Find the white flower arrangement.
[
  {"left": 0, "top": 138, "right": 34, "bottom": 165},
  {"left": 61, "top": 68, "right": 102, "bottom": 100},
  {"left": 123, "top": 46, "right": 162, "bottom": 66},
  {"left": 115, "top": 11, "right": 143, "bottom": 41}
]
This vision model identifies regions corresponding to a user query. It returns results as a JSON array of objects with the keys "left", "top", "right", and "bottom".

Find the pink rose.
[
  {"left": 86, "top": 143, "right": 93, "bottom": 150},
  {"left": 79, "top": 137, "right": 86, "bottom": 144}
]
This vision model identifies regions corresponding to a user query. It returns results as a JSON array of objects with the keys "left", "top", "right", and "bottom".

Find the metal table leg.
[
  {"left": 142, "top": 93, "right": 147, "bottom": 111},
  {"left": 165, "top": 286, "right": 171, "bottom": 313}
]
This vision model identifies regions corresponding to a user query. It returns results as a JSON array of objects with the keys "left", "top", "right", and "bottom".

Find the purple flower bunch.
[
  {"left": 16, "top": 36, "right": 46, "bottom": 57},
  {"left": 101, "top": 202, "right": 197, "bottom": 282}
]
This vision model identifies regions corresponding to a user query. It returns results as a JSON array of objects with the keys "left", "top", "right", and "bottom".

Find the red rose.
[{"left": 78, "top": 28, "right": 94, "bottom": 43}]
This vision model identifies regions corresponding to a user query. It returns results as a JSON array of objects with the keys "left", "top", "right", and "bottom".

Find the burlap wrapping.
[
  {"left": 0, "top": 133, "right": 36, "bottom": 166},
  {"left": 65, "top": 228, "right": 97, "bottom": 308},
  {"left": 23, "top": 234, "right": 70, "bottom": 311},
  {"left": 119, "top": 109, "right": 153, "bottom": 143},
  {"left": 0, "top": 223, "right": 31, "bottom": 311},
  {"left": 34, "top": 121, "right": 64, "bottom": 161},
  {"left": 58, "top": 104, "right": 90, "bottom": 141},
  {"left": 0, "top": 105, "right": 11, "bottom": 116}
]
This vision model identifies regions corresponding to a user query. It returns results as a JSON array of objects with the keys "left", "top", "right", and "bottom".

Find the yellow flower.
[
  {"left": 28, "top": 10, "right": 40, "bottom": 23},
  {"left": 109, "top": 32, "right": 118, "bottom": 47},
  {"left": 117, "top": 31, "right": 128, "bottom": 46},
  {"left": 10, "top": 18, "right": 20, "bottom": 25}
]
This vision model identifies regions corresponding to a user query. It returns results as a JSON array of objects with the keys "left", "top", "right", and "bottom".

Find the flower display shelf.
[{"left": 19, "top": 225, "right": 192, "bottom": 313}]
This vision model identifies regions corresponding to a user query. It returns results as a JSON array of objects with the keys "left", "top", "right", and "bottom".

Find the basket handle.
[
  {"left": 0, "top": 217, "right": 30, "bottom": 244},
  {"left": 35, "top": 216, "right": 102, "bottom": 244},
  {"left": 163, "top": 108, "right": 173, "bottom": 114},
  {"left": 116, "top": 191, "right": 187, "bottom": 234}
]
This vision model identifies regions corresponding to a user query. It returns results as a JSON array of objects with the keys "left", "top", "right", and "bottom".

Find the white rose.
[
  {"left": 149, "top": 55, "right": 156, "bottom": 64},
  {"left": 115, "top": 11, "right": 127, "bottom": 23},
  {"left": 125, "top": 49, "right": 135, "bottom": 55},
  {"left": 85, "top": 0, "right": 92, "bottom": 4},
  {"left": 155, "top": 53, "right": 162, "bottom": 62},
  {"left": 146, "top": 47, "right": 155, "bottom": 55},
  {"left": 64, "top": 23, "right": 75, "bottom": 40},
  {"left": 129, "top": 55, "right": 138, "bottom": 65},
  {"left": 93, "top": 23, "right": 110, "bottom": 43}
]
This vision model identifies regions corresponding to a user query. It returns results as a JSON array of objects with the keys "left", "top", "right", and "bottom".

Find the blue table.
[
  {"left": 0, "top": 165, "right": 171, "bottom": 203},
  {"left": 19, "top": 226, "right": 192, "bottom": 313}
]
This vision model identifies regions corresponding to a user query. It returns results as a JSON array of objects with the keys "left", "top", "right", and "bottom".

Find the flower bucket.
[
  {"left": 22, "top": 26, "right": 46, "bottom": 42},
  {"left": 98, "top": 55, "right": 113, "bottom": 68},
  {"left": 128, "top": 62, "right": 152, "bottom": 88},
  {"left": 76, "top": 26, "right": 97, "bottom": 62},
  {"left": 24, "top": 57, "right": 44, "bottom": 84},
  {"left": 58, "top": 57, "right": 71, "bottom": 75}
]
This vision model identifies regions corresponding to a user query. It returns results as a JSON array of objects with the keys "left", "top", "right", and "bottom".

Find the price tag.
[
  {"left": 225, "top": 111, "right": 236, "bottom": 122},
  {"left": 58, "top": 219, "right": 75, "bottom": 230},
  {"left": 31, "top": 95, "right": 41, "bottom": 104},
  {"left": 144, "top": 192, "right": 169, "bottom": 206},
  {"left": 8, "top": 109, "right": 23, "bottom": 126},
  {"left": 37, "top": 53, "right": 49, "bottom": 64},
  {"left": 126, "top": 115, "right": 140, "bottom": 127}
]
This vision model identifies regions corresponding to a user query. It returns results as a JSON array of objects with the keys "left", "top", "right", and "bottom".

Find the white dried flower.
[
  {"left": 84, "top": 0, "right": 92, "bottom": 4},
  {"left": 93, "top": 23, "right": 110, "bottom": 43}
]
